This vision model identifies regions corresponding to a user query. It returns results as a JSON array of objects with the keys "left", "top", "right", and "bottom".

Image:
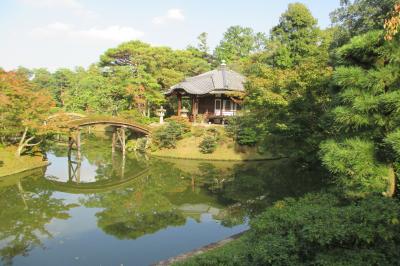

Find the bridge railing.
[{"left": 67, "top": 115, "right": 152, "bottom": 134}]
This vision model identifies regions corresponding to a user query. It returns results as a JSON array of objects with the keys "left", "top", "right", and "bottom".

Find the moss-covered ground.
[{"left": 0, "top": 146, "right": 48, "bottom": 177}]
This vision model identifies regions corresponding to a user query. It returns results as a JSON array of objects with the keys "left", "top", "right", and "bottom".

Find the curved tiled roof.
[{"left": 166, "top": 66, "right": 245, "bottom": 95}]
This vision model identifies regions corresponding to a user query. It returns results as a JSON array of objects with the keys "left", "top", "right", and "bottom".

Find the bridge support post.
[
  {"left": 76, "top": 128, "right": 81, "bottom": 161},
  {"left": 116, "top": 127, "right": 126, "bottom": 156},
  {"left": 68, "top": 128, "right": 81, "bottom": 161}
]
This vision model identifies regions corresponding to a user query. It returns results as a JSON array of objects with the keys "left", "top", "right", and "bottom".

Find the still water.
[{"left": 0, "top": 135, "right": 325, "bottom": 266}]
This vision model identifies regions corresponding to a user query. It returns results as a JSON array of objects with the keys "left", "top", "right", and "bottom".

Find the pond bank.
[
  {"left": 154, "top": 231, "right": 246, "bottom": 266},
  {"left": 0, "top": 147, "right": 49, "bottom": 177},
  {"left": 151, "top": 136, "right": 282, "bottom": 161}
]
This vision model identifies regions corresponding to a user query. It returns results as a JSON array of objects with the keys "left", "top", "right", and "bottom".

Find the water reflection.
[
  {"left": 0, "top": 169, "right": 77, "bottom": 266},
  {"left": 0, "top": 135, "right": 326, "bottom": 265}
]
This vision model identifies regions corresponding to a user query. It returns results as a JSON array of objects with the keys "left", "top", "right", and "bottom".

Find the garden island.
[{"left": 0, "top": 1, "right": 400, "bottom": 265}]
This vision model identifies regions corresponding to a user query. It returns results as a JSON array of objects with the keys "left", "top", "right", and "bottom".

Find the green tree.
[
  {"left": 320, "top": 30, "right": 400, "bottom": 197},
  {"left": 99, "top": 40, "right": 210, "bottom": 116},
  {"left": 197, "top": 32, "right": 209, "bottom": 54},
  {"left": 214, "top": 26, "right": 266, "bottom": 63},
  {"left": 269, "top": 2, "right": 327, "bottom": 68},
  {"left": 331, "top": 0, "right": 398, "bottom": 47},
  {"left": 243, "top": 3, "right": 332, "bottom": 159}
]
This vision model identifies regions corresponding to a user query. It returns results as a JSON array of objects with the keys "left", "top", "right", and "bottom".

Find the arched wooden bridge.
[
  {"left": 47, "top": 113, "right": 153, "bottom": 157},
  {"left": 67, "top": 117, "right": 151, "bottom": 136}
]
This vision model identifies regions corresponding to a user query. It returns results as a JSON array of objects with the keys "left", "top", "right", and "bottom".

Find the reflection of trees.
[
  {"left": 81, "top": 170, "right": 189, "bottom": 240},
  {"left": 208, "top": 159, "right": 328, "bottom": 216},
  {"left": 161, "top": 158, "right": 327, "bottom": 225},
  {"left": 0, "top": 169, "right": 76, "bottom": 265},
  {"left": 83, "top": 189, "right": 185, "bottom": 240}
]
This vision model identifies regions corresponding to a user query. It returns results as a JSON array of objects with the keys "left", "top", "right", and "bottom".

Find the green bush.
[
  {"left": 226, "top": 116, "right": 259, "bottom": 146},
  {"left": 177, "top": 193, "right": 400, "bottom": 266},
  {"left": 246, "top": 193, "right": 400, "bottom": 265},
  {"left": 153, "top": 121, "right": 185, "bottom": 149},
  {"left": 165, "top": 116, "right": 191, "bottom": 133},
  {"left": 199, "top": 135, "right": 218, "bottom": 154}
]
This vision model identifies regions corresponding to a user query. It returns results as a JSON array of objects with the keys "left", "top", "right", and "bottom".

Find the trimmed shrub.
[
  {"left": 165, "top": 116, "right": 191, "bottom": 133},
  {"left": 153, "top": 121, "right": 185, "bottom": 149},
  {"left": 199, "top": 135, "right": 218, "bottom": 154}
]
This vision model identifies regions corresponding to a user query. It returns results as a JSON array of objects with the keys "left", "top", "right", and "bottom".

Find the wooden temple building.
[{"left": 165, "top": 62, "right": 246, "bottom": 123}]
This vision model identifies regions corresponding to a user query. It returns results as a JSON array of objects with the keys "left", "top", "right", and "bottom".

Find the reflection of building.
[{"left": 166, "top": 62, "right": 245, "bottom": 123}]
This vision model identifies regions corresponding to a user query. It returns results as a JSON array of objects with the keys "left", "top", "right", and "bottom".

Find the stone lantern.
[
  {"left": 180, "top": 107, "right": 189, "bottom": 118},
  {"left": 156, "top": 106, "right": 166, "bottom": 124}
]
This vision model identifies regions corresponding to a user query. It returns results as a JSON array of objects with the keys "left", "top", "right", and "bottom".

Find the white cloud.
[
  {"left": 30, "top": 23, "right": 144, "bottom": 42},
  {"left": 19, "top": 0, "right": 97, "bottom": 18},
  {"left": 152, "top": 8, "right": 185, "bottom": 25}
]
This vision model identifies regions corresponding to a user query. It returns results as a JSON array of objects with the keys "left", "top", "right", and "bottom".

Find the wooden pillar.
[
  {"left": 76, "top": 128, "right": 81, "bottom": 161},
  {"left": 195, "top": 96, "right": 199, "bottom": 116},
  {"left": 68, "top": 155, "right": 72, "bottom": 182},
  {"left": 220, "top": 98, "right": 223, "bottom": 116},
  {"left": 191, "top": 95, "right": 195, "bottom": 122},
  {"left": 116, "top": 127, "right": 126, "bottom": 156},
  {"left": 68, "top": 135, "right": 73, "bottom": 157},
  {"left": 177, "top": 93, "right": 182, "bottom": 116}
]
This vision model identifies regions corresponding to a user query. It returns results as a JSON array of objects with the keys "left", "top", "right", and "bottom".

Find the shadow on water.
[{"left": 0, "top": 135, "right": 328, "bottom": 265}]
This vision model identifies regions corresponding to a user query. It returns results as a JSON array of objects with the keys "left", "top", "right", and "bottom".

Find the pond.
[{"left": 0, "top": 135, "right": 326, "bottom": 266}]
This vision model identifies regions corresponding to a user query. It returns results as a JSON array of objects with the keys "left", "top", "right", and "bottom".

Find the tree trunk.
[
  {"left": 16, "top": 127, "right": 28, "bottom": 157},
  {"left": 15, "top": 127, "right": 42, "bottom": 157}
]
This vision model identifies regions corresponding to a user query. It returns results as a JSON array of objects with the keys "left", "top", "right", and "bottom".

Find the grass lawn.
[
  {"left": 0, "top": 146, "right": 48, "bottom": 177},
  {"left": 151, "top": 135, "right": 281, "bottom": 161}
]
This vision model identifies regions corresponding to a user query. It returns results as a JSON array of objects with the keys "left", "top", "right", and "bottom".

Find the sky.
[{"left": 0, "top": 0, "right": 341, "bottom": 71}]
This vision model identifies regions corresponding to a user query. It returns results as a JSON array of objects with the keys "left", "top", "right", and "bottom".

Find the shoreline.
[
  {"left": 153, "top": 231, "right": 247, "bottom": 266},
  {"left": 151, "top": 153, "right": 286, "bottom": 161},
  {"left": 0, "top": 161, "right": 49, "bottom": 178},
  {"left": 0, "top": 147, "right": 50, "bottom": 178}
]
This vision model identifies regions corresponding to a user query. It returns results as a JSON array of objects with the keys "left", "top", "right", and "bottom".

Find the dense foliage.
[
  {"left": 179, "top": 193, "right": 400, "bottom": 266},
  {"left": 176, "top": 1, "right": 400, "bottom": 265},
  {"left": 153, "top": 121, "right": 187, "bottom": 149}
]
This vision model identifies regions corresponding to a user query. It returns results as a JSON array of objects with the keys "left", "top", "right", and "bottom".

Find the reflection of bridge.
[
  {"left": 46, "top": 113, "right": 153, "bottom": 193},
  {"left": 45, "top": 168, "right": 150, "bottom": 194}
]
